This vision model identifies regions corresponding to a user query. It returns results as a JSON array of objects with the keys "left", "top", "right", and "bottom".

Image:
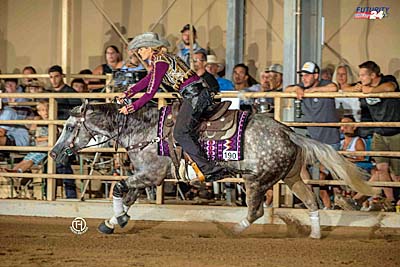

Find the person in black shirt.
[
  {"left": 48, "top": 65, "right": 82, "bottom": 198},
  {"left": 192, "top": 50, "right": 220, "bottom": 95},
  {"left": 353, "top": 60, "right": 400, "bottom": 208}
]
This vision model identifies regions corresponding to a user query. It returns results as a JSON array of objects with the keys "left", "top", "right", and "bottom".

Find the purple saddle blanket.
[{"left": 157, "top": 105, "right": 248, "bottom": 161}]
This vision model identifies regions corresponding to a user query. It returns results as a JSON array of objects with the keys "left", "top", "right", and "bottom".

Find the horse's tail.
[{"left": 285, "top": 130, "right": 375, "bottom": 196}]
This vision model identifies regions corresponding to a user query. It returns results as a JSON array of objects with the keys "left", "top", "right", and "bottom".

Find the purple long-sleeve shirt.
[
  {"left": 123, "top": 52, "right": 199, "bottom": 112},
  {"left": 124, "top": 61, "right": 168, "bottom": 112}
]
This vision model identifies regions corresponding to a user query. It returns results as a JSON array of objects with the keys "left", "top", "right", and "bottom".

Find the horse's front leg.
[
  {"left": 233, "top": 178, "right": 266, "bottom": 234},
  {"left": 98, "top": 172, "right": 156, "bottom": 234}
]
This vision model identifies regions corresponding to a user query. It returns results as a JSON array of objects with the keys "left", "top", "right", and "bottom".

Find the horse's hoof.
[
  {"left": 98, "top": 220, "right": 114, "bottom": 234},
  {"left": 309, "top": 232, "right": 321, "bottom": 239},
  {"left": 117, "top": 213, "right": 130, "bottom": 228},
  {"left": 233, "top": 219, "right": 250, "bottom": 234},
  {"left": 233, "top": 224, "right": 244, "bottom": 235}
]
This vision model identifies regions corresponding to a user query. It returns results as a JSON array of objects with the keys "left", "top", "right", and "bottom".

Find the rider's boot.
[{"left": 190, "top": 164, "right": 232, "bottom": 186}]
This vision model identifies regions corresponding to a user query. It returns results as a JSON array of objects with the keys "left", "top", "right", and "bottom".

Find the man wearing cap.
[
  {"left": 119, "top": 32, "right": 229, "bottom": 182},
  {"left": 205, "top": 55, "right": 234, "bottom": 91},
  {"left": 286, "top": 61, "right": 339, "bottom": 209},
  {"left": 250, "top": 64, "right": 284, "bottom": 114},
  {"left": 176, "top": 24, "right": 206, "bottom": 67}
]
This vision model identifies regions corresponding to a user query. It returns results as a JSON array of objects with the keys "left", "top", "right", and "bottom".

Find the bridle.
[
  {"left": 64, "top": 102, "right": 163, "bottom": 157},
  {"left": 64, "top": 104, "right": 117, "bottom": 156}
]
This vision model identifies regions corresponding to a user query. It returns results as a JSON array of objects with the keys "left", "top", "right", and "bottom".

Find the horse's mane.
[
  {"left": 70, "top": 102, "right": 159, "bottom": 131},
  {"left": 91, "top": 103, "right": 119, "bottom": 115}
]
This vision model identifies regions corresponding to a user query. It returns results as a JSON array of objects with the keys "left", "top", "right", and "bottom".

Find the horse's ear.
[{"left": 79, "top": 99, "right": 88, "bottom": 114}]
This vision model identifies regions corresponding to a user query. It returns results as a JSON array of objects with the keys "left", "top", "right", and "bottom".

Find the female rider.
[{"left": 118, "top": 32, "right": 226, "bottom": 181}]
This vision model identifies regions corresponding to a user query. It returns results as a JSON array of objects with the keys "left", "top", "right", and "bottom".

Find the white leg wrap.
[
  {"left": 109, "top": 216, "right": 118, "bottom": 225},
  {"left": 113, "top": 196, "right": 124, "bottom": 216},
  {"left": 309, "top": 210, "right": 321, "bottom": 239},
  {"left": 123, "top": 204, "right": 129, "bottom": 213},
  {"left": 233, "top": 218, "right": 251, "bottom": 234},
  {"left": 105, "top": 219, "right": 115, "bottom": 229}
]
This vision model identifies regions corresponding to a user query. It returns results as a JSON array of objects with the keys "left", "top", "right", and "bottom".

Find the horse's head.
[{"left": 50, "top": 100, "right": 97, "bottom": 164}]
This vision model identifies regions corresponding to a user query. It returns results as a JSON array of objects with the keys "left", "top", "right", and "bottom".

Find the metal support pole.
[
  {"left": 226, "top": 0, "right": 244, "bottom": 80},
  {"left": 61, "top": 0, "right": 71, "bottom": 84},
  {"left": 300, "top": 0, "right": 323, "bottom": 66}
]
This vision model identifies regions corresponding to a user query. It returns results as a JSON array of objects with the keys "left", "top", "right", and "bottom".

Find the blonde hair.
[
  {"left": 150, "top": 46, "right": 167, "bottom": 54},
  {"left": 332, "top": 64, "right": 354, "bottom": 87},
  {"left": 36, "top": 100, "right": 49, "bottom": 110}
]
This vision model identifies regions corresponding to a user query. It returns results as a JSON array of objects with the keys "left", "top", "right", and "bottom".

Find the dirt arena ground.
[{"left": 0, "top": 215, "right": 399, "bottom": 267}]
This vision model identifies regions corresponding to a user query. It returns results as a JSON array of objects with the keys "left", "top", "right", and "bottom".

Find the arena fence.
[{"left": 0, "top": 73, "right": 399, "bottom": 208}]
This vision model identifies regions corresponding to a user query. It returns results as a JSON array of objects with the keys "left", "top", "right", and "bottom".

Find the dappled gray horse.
[{"left": 51, "top": 102, "right": 374, "bottom": 238}]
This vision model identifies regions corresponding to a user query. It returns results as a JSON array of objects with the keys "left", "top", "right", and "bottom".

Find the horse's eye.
[{"left": 67, "top": 126, "right": 74, "bottom": 132}]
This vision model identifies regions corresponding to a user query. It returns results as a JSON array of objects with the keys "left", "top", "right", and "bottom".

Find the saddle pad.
[{"left": 157, "top": 106, "right": 248, "bottom": 161}]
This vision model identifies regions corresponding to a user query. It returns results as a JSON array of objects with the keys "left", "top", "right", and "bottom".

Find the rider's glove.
[{"left": 125, "top": 103, "right": 135, "bottom": 113}]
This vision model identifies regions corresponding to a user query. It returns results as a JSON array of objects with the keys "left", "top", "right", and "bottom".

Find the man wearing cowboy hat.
[
  {"left": 119, "top": 32, "right": 229, "bottom": 180},
  {"left": 205, "top": 55, "right": 234, "bottom": 91}
]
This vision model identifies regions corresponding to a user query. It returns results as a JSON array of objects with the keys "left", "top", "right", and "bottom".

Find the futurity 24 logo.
[{"left": 354, "top": 6, "right": 389, "bottom": 20}]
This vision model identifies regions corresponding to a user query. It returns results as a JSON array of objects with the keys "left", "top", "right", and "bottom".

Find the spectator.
[
  {"left": 176, "top": 24, "right": 206, "bottom": 67},
  {"left": 25, "top": 79, "right": 44, "bottom": 94},
  {"left": 93, "top": 45, "right": 122, "bottom": 75},
  {"left": 353, "top": 60, "right": 400, "bottom": 208},
  {"left": 192, "top": 50, "right": 219, "bottom": 95},
  {"left": 71, "top": 78, "right": 88, "bottom": 93},
  {"left": 3, "top": 78, "right": 28, "bottom": 102},
  {"left": 48, "top": 65, "right": 82, "bottom": 119},
  {"left": 48, "top": 65, "right": 81, "bottom": 199},
  {"left": 5, "top": 101, "right": 49, "bottom": 173},
  {"left": 286, "top": 61, "right": 339, "bottom": 209},
  {"left": 233, "top": 63, "right": 257, "bottom": 91},
  {"left": 120, "top": 48, "right": 145, "bottom": 71},
  {"left": 3, "top": 78, "right": 32, "bottom": 119},
  {"left": 340, "top": 116, "right": 367, "bottom": 162},
  {"left": 321, "top": 66, "right": 334, "bottom": 81},
  {"left": 21, "top": 66, "right": 37, "bottom": 89},
  {"left": 250, "top": 64, "right": 283, "bottom": 114},
  {"left": 79, "top": 69, "right": 95, "bottom": 88},
  {"left": 25, "top": 79, "right": 46, "bottom": 102},
  {"left": 232, "top": 63, "right": 258, "bottom": 111},
  {"left": 333, "top": 64, "right": 361, "bottom": 121},
  {"left": 0, "top": 106, "right": 30, "bottom": 148},
  {"left": 92, "top": 45, "right": 123, "bottom": 93},
  {"left": 205, "top": 55, "right": 234, "bottom": 91},
  {"left": 334, "top": 115, "right": 372, "bottom": 210}
]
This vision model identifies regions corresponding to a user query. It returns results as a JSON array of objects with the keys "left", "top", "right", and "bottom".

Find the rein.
[{"left": 125, "top": 137, "right": 162, "bottom": 151}]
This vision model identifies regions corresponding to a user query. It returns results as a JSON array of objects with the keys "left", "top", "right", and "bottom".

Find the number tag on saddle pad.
[{"left": 223, "top": 150, "right": 239, "bottom": 161}]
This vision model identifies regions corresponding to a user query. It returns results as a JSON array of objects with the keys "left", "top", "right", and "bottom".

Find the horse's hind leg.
[
  {"left": 233, "top": 177, "right": 266, "bottom": 234},
  {"left": 284, "top": 163, "right": 321, "bottom": 239}
]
